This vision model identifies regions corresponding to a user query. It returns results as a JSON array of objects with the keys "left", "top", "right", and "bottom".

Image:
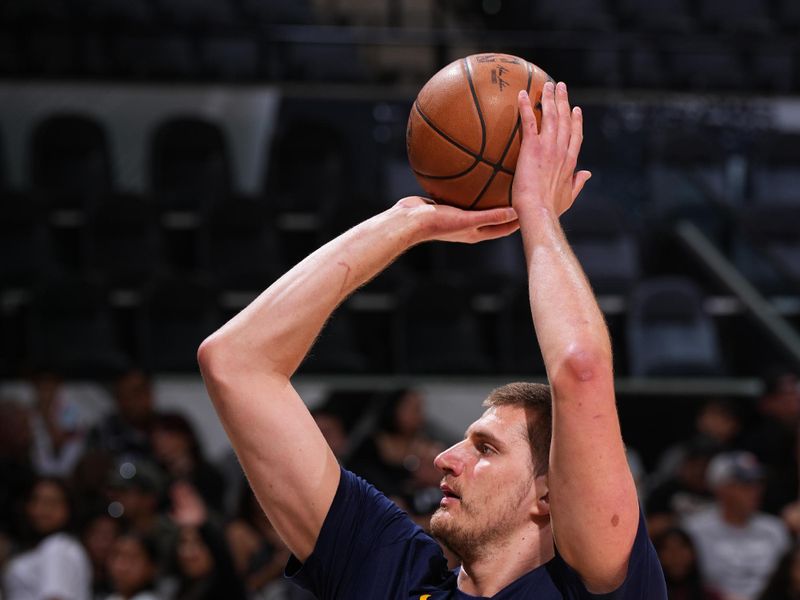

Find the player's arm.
[
  {"left": 197, "top": 199, "right": 518, "bottom": 562},
  {"left": 514, "top": 82, "right": 639, "bottom": 593}
]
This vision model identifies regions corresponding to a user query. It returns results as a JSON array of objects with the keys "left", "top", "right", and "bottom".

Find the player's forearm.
[
  {"left": 520, "top": 205, "right": 612, "bottom": 384},
  {"left": 199, "top": 203, "right": 426, "bottom": 379}
]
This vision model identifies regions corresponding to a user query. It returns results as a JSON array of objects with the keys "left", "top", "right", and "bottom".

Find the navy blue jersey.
[{"left": 287, "top": 468, "right": 667, "bottom": 599}]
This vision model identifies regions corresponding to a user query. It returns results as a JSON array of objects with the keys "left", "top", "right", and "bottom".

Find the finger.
[
  {"left": 555, "top": 82, "right": 571, "bottom": 148},
  {"left": 539, "top": 80, "right": 557, "bottom": 141},
  {"left": 571, "top": 170, "right": 592, "bottom": 200},
  {"left": 566, "top": 106, "right": 584, "bottom": 169},
  {"left": 475, "top": 219, "right": 520, "bottom": 241},
  {"left": 462, "top": 206, "right": 517, "bottom": 227},
  {"left": 517, "top": 90, "right": 538, "bottom": 137}
]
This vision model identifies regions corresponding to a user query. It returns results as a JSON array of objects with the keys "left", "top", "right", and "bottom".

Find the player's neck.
[{"left": 456, "top": 522, "right": 554, "bottom": 597}]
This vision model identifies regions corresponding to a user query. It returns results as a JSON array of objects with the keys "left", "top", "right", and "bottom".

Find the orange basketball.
[{"left": 406, "top": 53, "right": 552, "bottom": 210}]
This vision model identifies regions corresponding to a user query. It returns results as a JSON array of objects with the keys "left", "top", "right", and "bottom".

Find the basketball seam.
[
  {"left": 463, "top": 57, "right": 487, "bottom": 158},
  {"left": 412, "top": 101, "right": 514, "bottom": 178},
  {"left": 469, "top": 60, "right": 534, "bottom": 209}
]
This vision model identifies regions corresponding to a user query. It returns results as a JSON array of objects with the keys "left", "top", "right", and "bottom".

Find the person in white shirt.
[
  {"left": 2, "top": 477, "right": 91, "bottom": 600},
  {"left": 683, "top": 451, "right": 791, "bottom": 600}
]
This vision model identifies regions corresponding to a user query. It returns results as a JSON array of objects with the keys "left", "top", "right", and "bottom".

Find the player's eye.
[{"left": 478, "top": 444, "right": 494, "bottom": 455}]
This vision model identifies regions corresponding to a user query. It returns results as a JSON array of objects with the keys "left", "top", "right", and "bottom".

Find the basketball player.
[{"left": 198, "top": 81, "right": 667, "bottom": 598}]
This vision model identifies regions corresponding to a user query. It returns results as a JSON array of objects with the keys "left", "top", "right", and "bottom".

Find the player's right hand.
[{"left": 393, "top": 196, "right": 519, "bottom": 245}]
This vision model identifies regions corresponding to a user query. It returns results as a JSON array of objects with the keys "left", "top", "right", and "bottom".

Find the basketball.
[{"left": 406, "top": 53, "right": 552, "bottom": 210}]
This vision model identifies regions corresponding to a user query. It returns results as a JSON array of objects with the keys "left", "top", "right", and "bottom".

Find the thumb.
[{"left": 572, "top": 170, "right": 592, "bottom": 200}]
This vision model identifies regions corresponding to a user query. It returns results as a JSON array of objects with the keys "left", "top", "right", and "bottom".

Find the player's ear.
[{"left": 530, "top": 474, "right": 550, "bottom": 518}]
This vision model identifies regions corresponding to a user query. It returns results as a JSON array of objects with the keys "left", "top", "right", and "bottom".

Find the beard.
[{"left": 430, "top": 477, "right": 532, "bottom": 563}]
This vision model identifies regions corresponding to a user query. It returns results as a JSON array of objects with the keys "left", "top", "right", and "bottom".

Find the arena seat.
[
  {"left": 112, "top": 34, "right": 197, "bottom": 80},
  {"left": 748, "top": 131, "right": 800, "bottom": 205},
  {"left": 84, "top": 194, "right": 164, "bottom": 288},
  {"left": 698, "top": 0, "right": 775, "bottom": 34},
  {"left": 27, "top": 276, "right": 129, "bottom": 376},
  {"left": 150, "top": 116, "right": 232, "bottom": 215},
  {"left": 196, "top": 198, "right": 282, "bottom": 291},
  {"left": 137, "top": 276, "right": 220, "bottom": 372},
  {"left": 199, "top": 35, "right": 259, "bottom": 81},
  {"left": 666, "top": 42, "right": 749, "bottom": 91},
  {"left": 626, "top": 277, "right": 725, "bottom": 376},
  {"left": 621, "top": 0, "right": 695, "bottom": 33},
  {"left": 561, "top": 195, "right": 641, "bottom": 295},
  {"left": 300, "top": 309, "right": 369, "bottom": 374},
  {"left": 30, "top": 114, "right": 112, "bottom": 213},
  {"left": 393, "top": 278, "right": 493, "bottom": 374},
  {"left": 496, "top": 284, "right": 548, "bottom": 375},
  {"left": 530, "top": 0, "right": 617, "bottom": 31}
]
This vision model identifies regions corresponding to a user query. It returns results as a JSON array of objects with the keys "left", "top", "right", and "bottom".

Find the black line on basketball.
[
  {"left": 412, "top": 102, "right": 514, "bottom": 179},
  {"left": 468, "top": 61, "right": 534, "bottom": 209},
  {"left": 414, "top": 101, "right": 481, "bottom": 162},
  {"left": 463, "top": 57, "right": 487, "bottom": 159}
]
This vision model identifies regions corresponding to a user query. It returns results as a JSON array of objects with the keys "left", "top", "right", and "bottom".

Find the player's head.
[{"left": 430, "top": 382, "right": 552, "bottom": 561}]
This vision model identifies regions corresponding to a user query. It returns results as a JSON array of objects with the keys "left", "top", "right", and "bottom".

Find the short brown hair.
[{"left": 483, "top": 382, "right": 552, "bottom": 476}]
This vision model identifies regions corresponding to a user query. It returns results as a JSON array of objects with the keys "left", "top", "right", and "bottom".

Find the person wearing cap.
[{"left": 682, "top": 451, "right": 791, "bottom": 600}]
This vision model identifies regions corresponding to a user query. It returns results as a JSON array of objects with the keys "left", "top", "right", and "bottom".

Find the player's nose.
[{"left": 434, "top": 441, "right": 465, "bottom": 476}]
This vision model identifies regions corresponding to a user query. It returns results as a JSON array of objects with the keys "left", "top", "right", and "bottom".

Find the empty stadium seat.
[
  {"left": 150, "top": 117, "right": 232, "bottom": 215},
  {"left": 621, "top": 0, "right": 695, "bottom": 32},
  {"left": 30, "top": 114, "right": 112, "bottom": 213},
  {"left": 84, "top": 194, "right": 164, "bottom": 288},
  {"left": 26, "top": 277, "right": 129, "bottom": 375},
  {"left": 748, "top": 131, "right": 800, "bottom": 204},
  {"left": 393, "top": 278, "right": 493, "bottom": 374},
  {"left": 196, "top": 198, "right": 281, "bottom": 291},
  {"left": 627, "top": 277, "right": 725, "bottom": 376},
  {"left": 698, "top": 0, "right": 774, "bottom": 33},
  {"left": 561, "top": 195, "right": 641, "bottom": 294},
  {"left": 137, "top": 276, "right": 220, "bottom": 372}
]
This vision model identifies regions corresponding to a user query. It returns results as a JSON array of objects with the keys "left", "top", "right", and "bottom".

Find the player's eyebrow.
[{"left": 464, "top": 427, "right": 507, "bottom": 451}]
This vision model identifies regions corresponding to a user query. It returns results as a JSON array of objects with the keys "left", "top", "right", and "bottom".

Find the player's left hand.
[{"left": 512, "top": 81, "right": 591, "bottom": 217}]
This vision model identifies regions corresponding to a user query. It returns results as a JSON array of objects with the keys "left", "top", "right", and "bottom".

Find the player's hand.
[
  {"left": 394, "top": 196, "right": 519, "bottom": 244},
  {"left": 512, "top": 81, "right": 591, "bottom": 217}
]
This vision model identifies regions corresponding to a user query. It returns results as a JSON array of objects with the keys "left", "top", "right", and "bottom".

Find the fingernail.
[
  {"left": 558, "top": 81, "right": 567, "bottom": 92},
  {"left": 574, "top": 106, "right": 582, "bottom": 115},
  {"left": 519, "top": 89, "right": 528, "bottom": 100}
]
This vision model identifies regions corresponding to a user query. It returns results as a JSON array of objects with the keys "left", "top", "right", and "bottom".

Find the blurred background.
[{"left": 0, "top": 1, "right": 799, "bottom": 599}]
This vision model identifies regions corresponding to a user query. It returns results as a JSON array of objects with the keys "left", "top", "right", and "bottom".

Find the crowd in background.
[{"left": 0, "top": 367, "right": 798, "bottom": 600}]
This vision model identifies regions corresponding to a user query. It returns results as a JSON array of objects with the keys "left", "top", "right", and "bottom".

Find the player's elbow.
[
  {"left": 552, "top": 345, "right": 612, "bottom": 389},
  {"left": 197, "top": 333, "right": 237, "bottom": 384}
]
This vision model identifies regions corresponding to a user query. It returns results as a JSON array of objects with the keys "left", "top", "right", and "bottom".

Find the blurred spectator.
[
  {"left": 745, "top": 368, "right": 800, "bottom": 514},
  {"left": 757, "top": 544, "right": 800, "bottom": 600},
  {"left": 2, "top": 477, "right": 92, "bottom": 600},
  {"left": 652, "top": 398, "right": 743, "bottom": 486},
  {"left": 150, "top": 412, "right": 225, "bottom": 512},
  {"left": 106, "top": 532, "right": 160, "bottom": 600},
  {"left": 81, "top": 512, "right": 121, "bottom": 599},
  {"left": 89, "top": 369, "right": 158, "bottom": 460},
  {"left": 646, "top": 439, "right": 717, "bottom": 538},
  {"left": 653, "top": 527, "right": 724, "bottom": 600},
  {"left": 226, "top": 483, "right": 314, "bottom": 599},
  {"left": 683, "top": 451, "right": 791, "bottom": 600},
  {"left": 168, "top": 481, "right": 247, "bottom": 600},
  {"left": 29, "top": 370, "right": 86, "bottom": 477},
  {"left": 71, "top": 449, "right": 117, "bottom": 523},
  {"left": 347, "top": 389, "right": 445, "bottom": 503},
  {"left": 107, "top": 459, "right": 176, "bottom": 572},
  {"left": 0, "top": 399, "right": 35, "bottom": 543}
]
